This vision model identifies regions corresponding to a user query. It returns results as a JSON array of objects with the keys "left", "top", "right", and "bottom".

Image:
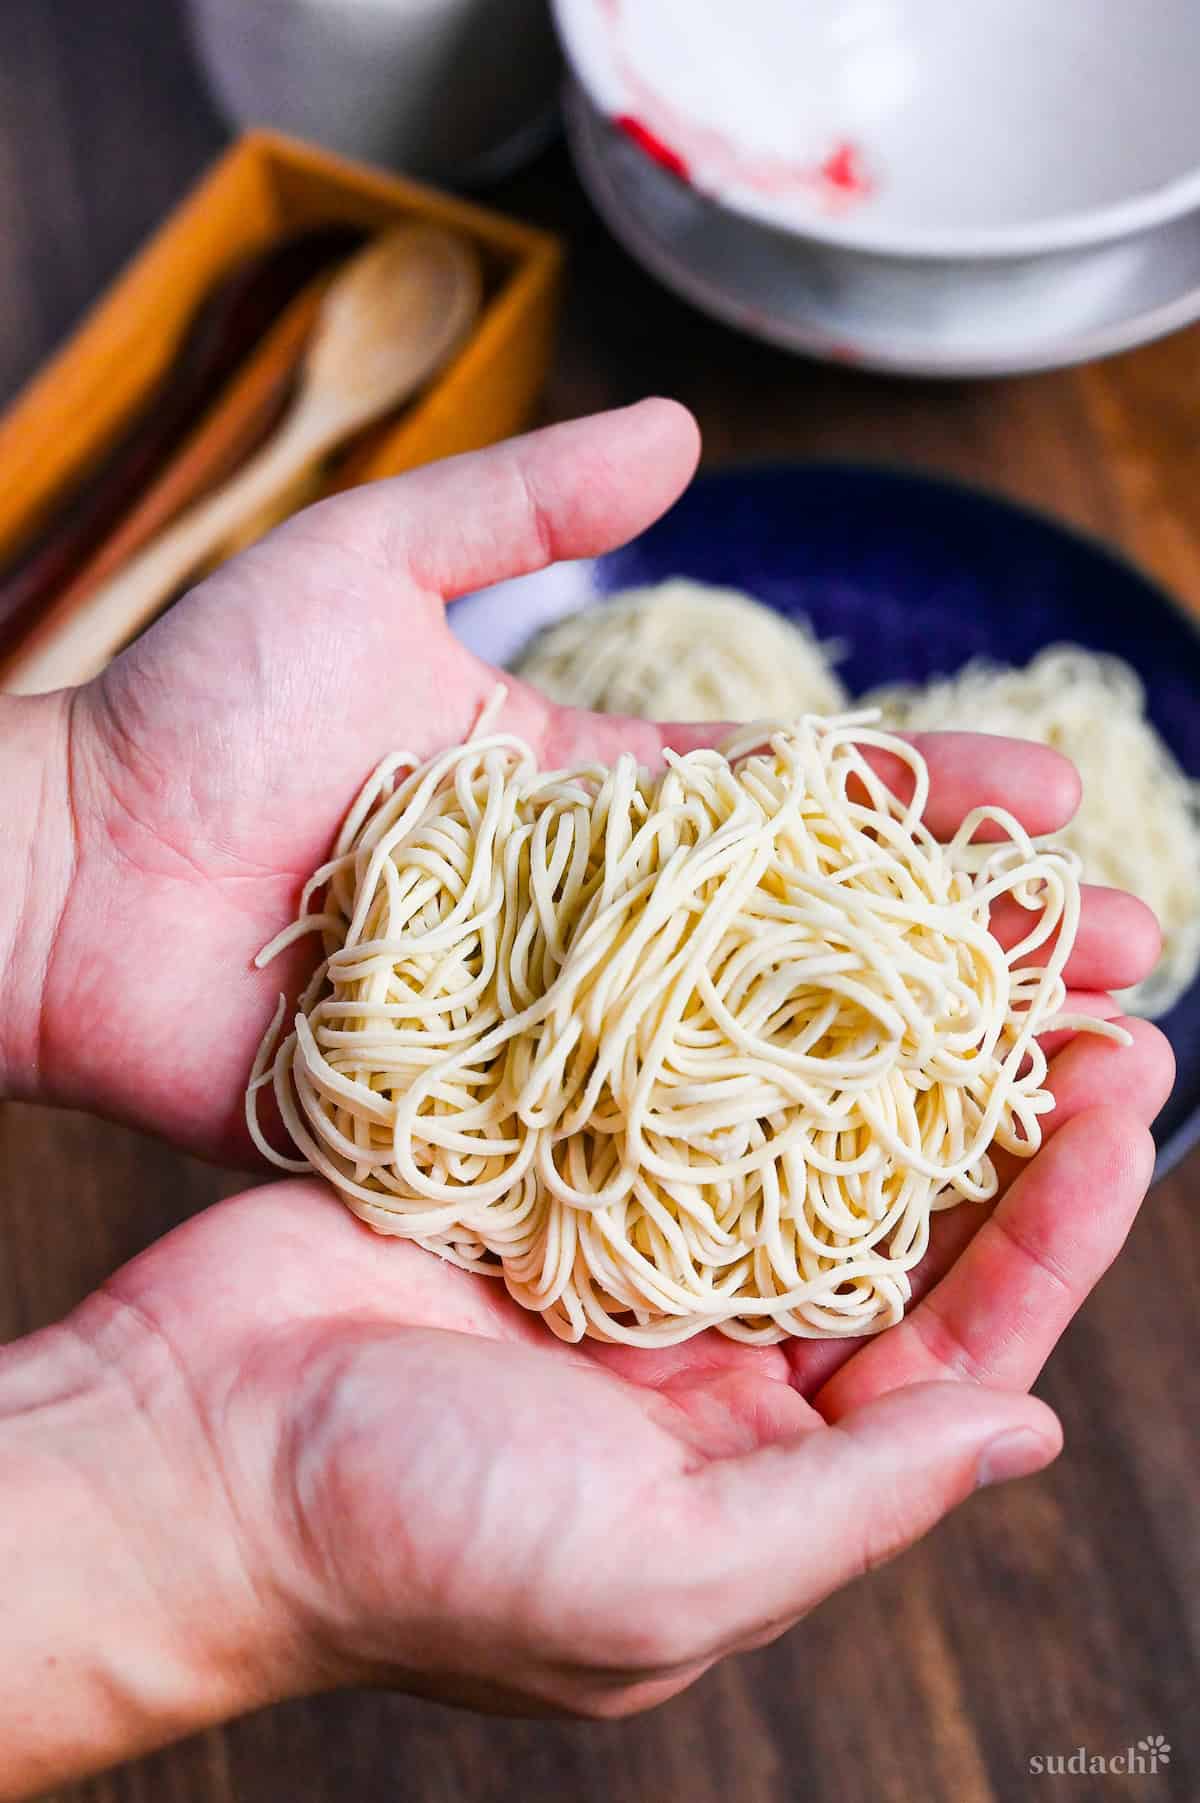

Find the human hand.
[
  {"left": 2, "top": 399, "right": 1164, "bottom": 1168},
  {"left": 2, "top": 401, "right": 696, "bottom": 1152},
  {"left": 4, "top": 1001, "right": 1168, "bottom": 1797}
]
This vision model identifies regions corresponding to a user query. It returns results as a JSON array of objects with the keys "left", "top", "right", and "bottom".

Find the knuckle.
[
  {"left": 594, "top": 1608, "right": 702, "bottom": 1674},
  {"left": 573, "top": 1685, "right": 647, "bottom": 1722},
  {"left": 570, "top": 1668, "right": 703, "bottom": 1722}
]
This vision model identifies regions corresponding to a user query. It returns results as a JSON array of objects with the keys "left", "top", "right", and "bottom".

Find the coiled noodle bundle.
[{"left": 248, "top": 705, "right": 1119, "bottom": 1345}]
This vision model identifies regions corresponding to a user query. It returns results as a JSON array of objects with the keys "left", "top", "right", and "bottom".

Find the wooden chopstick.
[
  {"left": 45, "top": 273, "right": 334, "bottom": 617},
  {"left": 0, "top": 226, "right": 362, "bottom": 643}
]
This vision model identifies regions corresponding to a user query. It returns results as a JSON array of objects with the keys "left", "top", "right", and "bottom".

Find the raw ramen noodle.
[
  {"left": 248, "top": 700, "right": 1121, "bottom": 1346},
  {"left": 513, "top": 579, "right": 846, "bottom": 722}
]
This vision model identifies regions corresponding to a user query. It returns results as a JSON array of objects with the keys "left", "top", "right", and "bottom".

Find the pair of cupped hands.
[{"left": 0, "top": 403, "right": 1173, "bottom": 1771}]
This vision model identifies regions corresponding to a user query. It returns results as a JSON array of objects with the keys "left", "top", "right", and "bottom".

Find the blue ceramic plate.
[{"left": 449, "top": 464, "right": 1200, "bottom": 1176}]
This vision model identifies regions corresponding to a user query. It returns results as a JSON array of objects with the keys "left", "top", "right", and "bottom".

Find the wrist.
[
  {"left": 0, "top": 691, "right": 75, "bottom": 1104},
  {"left": 0, "top": 1301, "right": 314, "bottom": 1797}
]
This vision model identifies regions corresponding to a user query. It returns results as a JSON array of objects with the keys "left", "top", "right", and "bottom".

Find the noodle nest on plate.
[
  {"left": 513, "top": 579, "right": 847, "bottom": 722},
  {"left": 249, "top": 703, "right": 1120, "bottom": 1346}
]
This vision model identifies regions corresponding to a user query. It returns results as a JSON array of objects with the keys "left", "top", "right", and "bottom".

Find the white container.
[
  {"left": 567, "top": 82, "right": 1200, "bottom": 378},
  {"left": 187, "top": 0, "right": 562, "bottom": 185},
  {"left": 554, "top": 0, "right": 1200, "bottom": 374},
  {"left": 555, "top": 0, "right": 1200, "bottom": 257}
]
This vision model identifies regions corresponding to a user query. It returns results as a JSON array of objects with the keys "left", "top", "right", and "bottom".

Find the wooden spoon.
[{"left": 3, "top": 225, "right": 482, "bottom": 694}]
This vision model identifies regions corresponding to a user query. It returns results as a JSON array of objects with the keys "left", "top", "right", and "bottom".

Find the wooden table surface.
[{"left": 1, "top": 5, "right": 1197, "bottom": 1801}]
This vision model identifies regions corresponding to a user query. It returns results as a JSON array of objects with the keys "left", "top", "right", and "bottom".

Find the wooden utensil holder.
[{"left": 0, "top": 129, "right": 564, "bottom": 681}]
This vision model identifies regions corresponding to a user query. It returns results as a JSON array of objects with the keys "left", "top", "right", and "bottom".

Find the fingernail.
[{"left": 975, "top": 1428, "right": 1056, "bottom": 1490}]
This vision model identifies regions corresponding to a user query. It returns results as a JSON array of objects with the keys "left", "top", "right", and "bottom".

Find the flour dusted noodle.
[
  {"left": 248, "top": 701, "right": 1124, "bottom": 1346},
  {"left": 514, "top": 579, "right": 846, "bottom": 721}
]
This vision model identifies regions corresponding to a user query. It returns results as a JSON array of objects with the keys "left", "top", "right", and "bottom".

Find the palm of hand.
[
  {"left": 86, "top": 1171, "right": 1012, "bottom": 1717},
  {"left": 101, "top": 1172, "right": 811, "bottom": 1711}
]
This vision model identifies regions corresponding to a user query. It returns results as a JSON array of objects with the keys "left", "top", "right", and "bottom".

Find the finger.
[
  {"left": 990, "top": 884, "right": 1162, "bottom": 993},
  {"left": 321, "top": 398, "right": 702, "bottom": 602},
  {"left": 989, "top": 1015, "right": 1174, "bottom": 1188},
  {"left": 1035, "top": 990, "right": 1122, "bottom": 1058},
  {"left": 783, "top": 1018, "right": 1173, "bottom": 1398},
  {"left": 864, "top": 730, "right": 1081, "bottom": 839},
  {"left": 700, "top": 725, "right": 1082, "bottom": 840},
  {"left": 552, "top": 719, "right": 1083, "bottom": 846},
  {"left": 815, "top": 1107, "right": 1156, "bottom": 1420},
  {"left": 676, "top": 1382, "right": 1059, "bottom": 1652}
]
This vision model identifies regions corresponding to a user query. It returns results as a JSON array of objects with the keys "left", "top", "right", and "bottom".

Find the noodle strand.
[{"left": 248, "top": 704, "right": 1126, "bottom": 1346}]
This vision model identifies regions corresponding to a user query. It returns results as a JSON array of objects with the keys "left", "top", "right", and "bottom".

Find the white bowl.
[
  {"left": 554, "top": 0, "right": 1200, "bottom": 259},
  {"left": 567, "top": 82, "right": 1200, "bottom": 377}
]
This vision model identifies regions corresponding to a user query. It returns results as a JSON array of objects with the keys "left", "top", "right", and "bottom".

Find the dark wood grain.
[{"left": 1, "top": 5, "right": 1197, "bottom": 1801}]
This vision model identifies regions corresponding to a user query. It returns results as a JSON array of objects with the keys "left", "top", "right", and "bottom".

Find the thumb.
[
  {"left": 284, "top": 396, "right": 702, "bottom": 605},
  {"left": 690, "top": 1382, "right": 1061, "bottom": 1643}
]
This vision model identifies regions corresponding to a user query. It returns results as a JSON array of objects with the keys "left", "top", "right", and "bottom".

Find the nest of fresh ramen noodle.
[
  {"left": 248, "top": 703, "right": 1121, "bottom": 1346},
  {"left": 513, "top": 579, "right": 847, "bottom": 722}
]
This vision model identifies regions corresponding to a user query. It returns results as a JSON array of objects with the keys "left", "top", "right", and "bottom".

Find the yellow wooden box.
[{"left": 0, "top": 127, "right": 563, "bottom": 609}]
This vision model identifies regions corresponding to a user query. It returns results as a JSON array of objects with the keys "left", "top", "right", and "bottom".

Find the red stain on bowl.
[
  {"left": 818, "top": 140, "right": 872, "bottom": 200},
  {"left": 616, "top": 114, "right": 691, "bottom": 182},
  {"left": 598, "top": 2, "right": 873, "bottom": 214}
]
